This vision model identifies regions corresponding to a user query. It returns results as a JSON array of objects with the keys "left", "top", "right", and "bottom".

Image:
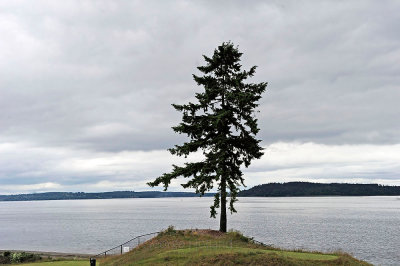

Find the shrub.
[
  {"left": 11, "top": 252, "right": 23, "bottom": 263},
  {"left": 158, "top": 225, "right": 176, "bottom": 236},
  {"left": 227, "top": 230, "right": 253, "bottom": 243},
  {"left": 0, "top": 251, "right": 41, "bottom": 264},
  {"left": 165, "top": 225, "right": 176, "bottom": 234},
  {"left": 9, "top": 252, "right": 40, "bottom": 263},
  {"left": 0, "top": 256, "right": 10, "bottom": 264}
]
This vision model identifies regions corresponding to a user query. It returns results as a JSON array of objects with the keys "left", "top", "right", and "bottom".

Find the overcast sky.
[{"left": 1, "top": 0, "right": 399, "bottom": 194}]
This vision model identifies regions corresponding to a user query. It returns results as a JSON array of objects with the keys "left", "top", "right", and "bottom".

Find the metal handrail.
[{"left": 94, "top": 231, "right": 160, "bottom": 257}]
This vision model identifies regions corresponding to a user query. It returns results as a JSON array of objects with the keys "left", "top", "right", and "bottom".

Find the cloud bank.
[
  {"left": 1, "top": 141, "right": 399, "bottom": 194},
  {"left": 0, "top": 1, "right": 399, "bottom": 193}
]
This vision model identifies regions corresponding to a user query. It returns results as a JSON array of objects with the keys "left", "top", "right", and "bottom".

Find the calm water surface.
[{"left": 0, "top": 197, "right": 399, "bottom": 265}]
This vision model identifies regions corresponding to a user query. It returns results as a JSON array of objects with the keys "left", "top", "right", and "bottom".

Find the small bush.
[
  {"left": 0, "top": 256, "right": 10, "bottom": 264},
  {"left": 165, "top": 225, "right": 176, "bottom": 234},
  {"left": 158, "top": 225, "right": 178, "bottom": 237},
  {"left": 0, "top": 251, "right": 11, "bottom": 264},
  {"left": 0, "top": 251, "right": 41, "bottom": 263},
  {"left": 11, "top": 252, "right": 25, "bottom": 263},
  {"left": 227, "top": 230, "right": 253, "bottom": 243}
]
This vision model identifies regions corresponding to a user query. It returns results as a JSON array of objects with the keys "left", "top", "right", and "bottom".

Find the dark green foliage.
[
  {"left": 0, "top": 252, "right": 9, "bottom": 264},
  {"left": 238, "top": 182, "right": 400, "bottom": 197},
  {"left": 159, "top": 225, "right": 177, "bottom": 235},
  {"left": 148, "top": 42, "right": 267, "bottom": 231},
  {"left": 0, "top": 251, "right": 41, "bottom": 264}
]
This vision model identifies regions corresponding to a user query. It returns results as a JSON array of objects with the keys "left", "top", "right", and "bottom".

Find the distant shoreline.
[
  {"left": 238, "top": 182, "right": 400, "bottom": 197},
  {"left": 0, "top": 195, "right": 399, "bottom": 203},
  {"left": 0, "top": 191, "right": 213, "bottom": 202},
  {"left": 1, "top": 182, "right": 400, "bottom": 201}
]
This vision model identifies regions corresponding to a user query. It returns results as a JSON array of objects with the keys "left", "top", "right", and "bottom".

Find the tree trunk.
[
  {"left": 219, "top": 67, "right": 228, "bottom": 233},
  {"left": 219, "top": 177, "right": 227, "bottom": 232}
]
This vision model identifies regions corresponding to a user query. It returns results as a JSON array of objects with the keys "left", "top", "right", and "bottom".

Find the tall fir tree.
[{"left": 148, "top": 42, "right": 267, "bottom": 232}]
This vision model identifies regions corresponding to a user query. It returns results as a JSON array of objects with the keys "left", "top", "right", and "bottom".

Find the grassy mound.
[{"left": 98, "top": 227, "right": 370, "bottom": 266}]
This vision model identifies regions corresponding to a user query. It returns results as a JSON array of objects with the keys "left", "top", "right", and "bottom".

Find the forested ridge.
[
  {"left": 238, "top": 182, "right": 400, "bottom": 197},
  {"left": 2, "top": 182, "right": 399, "bottom": 201},
  {"left": 0, "top": 191, "right": 212, "bottom": 201}
]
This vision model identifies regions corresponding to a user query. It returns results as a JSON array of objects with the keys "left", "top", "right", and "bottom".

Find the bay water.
[{"left": 0, "top": 196, "right": 399, "bottom": 265}]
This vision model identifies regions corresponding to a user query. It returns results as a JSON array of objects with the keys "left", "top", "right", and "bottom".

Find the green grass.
[
  {"left": 19, "top": 261, "right": 87, "bottom": 266},
  {"left": 98, "top": 227, "right": 371, "bottom": 266},
  {"left": 135, "top": 246, "right": 340, "bottom": 265}
]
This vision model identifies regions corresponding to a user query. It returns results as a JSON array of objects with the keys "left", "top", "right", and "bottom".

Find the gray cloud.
[{"left": 0, "top": 1, "right": 399, "bottom": 192}]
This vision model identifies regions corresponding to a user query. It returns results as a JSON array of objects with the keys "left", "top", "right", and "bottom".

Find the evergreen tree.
[{"left": 148, "top": 42, "right": 267, "bottom": 232}]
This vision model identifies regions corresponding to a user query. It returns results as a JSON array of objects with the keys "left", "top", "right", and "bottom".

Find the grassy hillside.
[{"left": 98, "top": 227, "right": 370, "bottom": 266}]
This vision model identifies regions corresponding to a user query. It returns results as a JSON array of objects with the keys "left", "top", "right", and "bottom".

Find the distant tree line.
[
  {"left": 2, "top": 182, "right": 399, "bottom": 201},
  {"left": 238, "top": 182, "right": 400, "bottom": 197},
  {"left": 0, "top": 191, "right": 213, "bottom": 201}
]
